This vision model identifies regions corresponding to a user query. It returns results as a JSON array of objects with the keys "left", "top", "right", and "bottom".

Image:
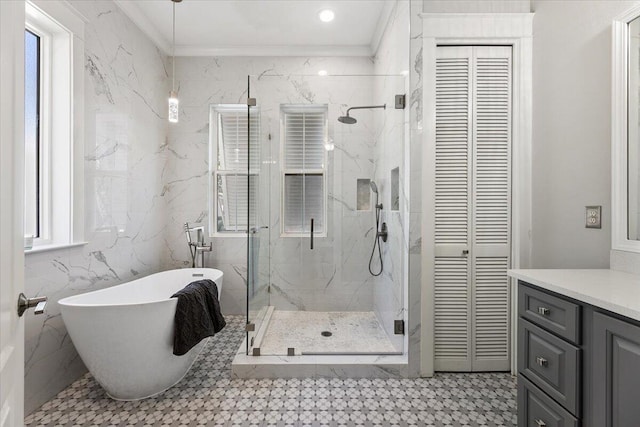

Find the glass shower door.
[
  {"left": 246, "top": 73, "right": 407, "bottom": 356},
  {"left": 246, "top": 83, "right": 271, "bottom": 355}
]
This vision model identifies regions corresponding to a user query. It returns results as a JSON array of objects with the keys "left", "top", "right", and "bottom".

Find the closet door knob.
[{"left": 17, "top": 293, "right": 48, "bottom": 317}]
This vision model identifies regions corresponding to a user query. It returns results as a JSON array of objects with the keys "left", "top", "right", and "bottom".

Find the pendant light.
[{"left": 168, "top": 0, "right": 181, "bottom": 123}]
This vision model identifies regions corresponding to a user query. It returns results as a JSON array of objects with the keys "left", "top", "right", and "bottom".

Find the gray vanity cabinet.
[
  {"left": 517, "top": 281, "right": 640, "bottom": 427},
  {"left": 591, "top": 311, "right": 640, "bottom": 427},
  {"left": 518, "top": 283, "right": 581, "bottom": 426}
]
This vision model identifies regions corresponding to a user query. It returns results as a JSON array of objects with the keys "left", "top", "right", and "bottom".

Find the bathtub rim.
[{"left": 58, "top": 267, "right": 223, "bottom": 308}]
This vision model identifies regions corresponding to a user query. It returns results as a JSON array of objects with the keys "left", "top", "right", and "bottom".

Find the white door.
[
  {"left": 0, "top": 1, "right": 26, "bottom": 425},
  {"left": 433, "top": 46, "right": 512, "bottom": 372}
]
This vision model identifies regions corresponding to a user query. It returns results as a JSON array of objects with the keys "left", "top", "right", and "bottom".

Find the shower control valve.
[{"left": 377, "top": 222, "right": 388, "bottom": 243}]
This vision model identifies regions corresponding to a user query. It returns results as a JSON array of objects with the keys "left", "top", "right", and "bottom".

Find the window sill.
[
  {"left": 25, "top": 241, "right": 88, "bottom": 255},
  {"left": 280, "top": 233, "right": 327, "bottom": 238}
]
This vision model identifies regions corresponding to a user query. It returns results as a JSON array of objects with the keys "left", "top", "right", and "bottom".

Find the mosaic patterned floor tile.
[{"left": 25, "top": 315, "right": 517, "bottom": 427}]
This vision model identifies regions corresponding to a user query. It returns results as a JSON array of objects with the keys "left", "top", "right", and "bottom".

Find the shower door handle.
[{"left": 310, "top": 218, "right": 314, "bottom": 250}]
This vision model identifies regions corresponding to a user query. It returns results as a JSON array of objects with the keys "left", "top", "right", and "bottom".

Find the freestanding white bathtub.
[{"left": 59, "top": 268, "right": 223, "bottom": 400}]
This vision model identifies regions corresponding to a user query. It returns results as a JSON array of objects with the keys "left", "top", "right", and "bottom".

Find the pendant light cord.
[{"left": 172, "top": 0, "right": 175, "bottom": 93}]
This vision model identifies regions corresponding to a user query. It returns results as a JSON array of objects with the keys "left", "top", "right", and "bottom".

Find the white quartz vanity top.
[{"left": 507, "top": 269, "right": 640, "bottom": 322}]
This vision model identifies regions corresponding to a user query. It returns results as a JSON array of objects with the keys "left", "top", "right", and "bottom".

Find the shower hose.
[{"left": 368, "top": 205, "right": 384, "bottom": 276}]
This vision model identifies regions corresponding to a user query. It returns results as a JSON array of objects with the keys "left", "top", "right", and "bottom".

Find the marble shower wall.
[
  {"left": 406, "top": 0, "right": 425, "bottom": 377},
  {"left": 24, "top": 0, "right": 169, "bottom": 415},
  {"left": 372, "top": 0, "right": 411, "bottom": 353},
  {"left": 258, "top": 74, "right": 382, "bottom": 316},
  {"left": 163, "top": 57, "right": 384, "bottom": 318}
]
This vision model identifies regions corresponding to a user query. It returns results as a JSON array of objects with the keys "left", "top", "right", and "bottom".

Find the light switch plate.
[{"left": 586, "top": 205, "right": 602, "bottom": 229}]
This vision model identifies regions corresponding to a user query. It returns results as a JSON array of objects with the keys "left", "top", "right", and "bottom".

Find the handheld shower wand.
[{"left": 368, "top": 181, "right": 388, "bottom": 276}]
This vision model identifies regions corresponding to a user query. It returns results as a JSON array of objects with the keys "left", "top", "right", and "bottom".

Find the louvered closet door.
[
  {"left": 434, "top": 46, "right": 511, "bottom": 372},
  {"left": 434, "top": 47, "right": 474, "bottom": 371}
]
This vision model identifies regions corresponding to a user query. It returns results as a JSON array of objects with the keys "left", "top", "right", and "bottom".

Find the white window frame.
[
  {"left": 612, "top": 5, "right": 640, "bottom": 254},
  {"left": 24, "top": 0, "right": 85, "bottom": 253},
  {"left": 208, "top": 104, "right": 258, "bottom": 237},
  {"left": 23, "top": 28, "right": 45, "bottom": 240},
  {"left": 280, "top": 104, "right": 328, "bottom": 238}
]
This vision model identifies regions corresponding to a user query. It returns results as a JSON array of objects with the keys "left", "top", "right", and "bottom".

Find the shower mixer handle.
[{"left": 377, "top": 222, "right": 388, "bottom": 243}]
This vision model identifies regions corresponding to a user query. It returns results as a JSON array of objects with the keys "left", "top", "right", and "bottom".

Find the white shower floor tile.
[{"left": 258, "top": 310, "right": 398, "bottom": 355}]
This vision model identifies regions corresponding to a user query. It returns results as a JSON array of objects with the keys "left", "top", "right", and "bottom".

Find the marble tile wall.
[
  {"left": 24, "top": 0, "right": 169, "bottom": 415},
  {"left": 163, "top": 57, "right": 388, "bottom": 323},
  {"left": 407, "top": 0, "right": 425, "bottom": 377}
]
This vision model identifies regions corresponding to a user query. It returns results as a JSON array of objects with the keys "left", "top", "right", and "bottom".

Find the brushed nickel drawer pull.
[
  {"left": 535, "top": 419, "right": 546, "bottom": 427},
  {"left": 536, "top": 356, "right": 548, "bottom": 367},
  {"left": 537, "top": 306, "right": 550, "bottom": 316}
]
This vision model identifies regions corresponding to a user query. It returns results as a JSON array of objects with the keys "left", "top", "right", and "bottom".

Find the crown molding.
[
  {"left": 114, "top": 0, "right": 171, "bottom": 55},
  {"left": 371, "top": 0, "right": 396, "bottom": 56},
  {"left": 174, "top": 45, "right": 373, "bottom": 57}
]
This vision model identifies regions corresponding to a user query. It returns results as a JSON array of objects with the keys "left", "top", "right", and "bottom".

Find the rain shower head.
[
  {"left": 370, "top": 181, "right": 378, "bottom": 194},
  {"left": 337, "top": 104, "right": 386, "bottom": 125},
  {"left": 338, "top": 114, "right": 357, "bottom": 124}
]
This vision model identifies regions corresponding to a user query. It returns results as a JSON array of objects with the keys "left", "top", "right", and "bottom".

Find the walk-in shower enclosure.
[{"left": 215, "top": 73, "right": 409, "bottom": 364}]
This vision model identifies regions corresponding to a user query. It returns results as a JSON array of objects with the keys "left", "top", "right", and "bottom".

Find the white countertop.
[{"left": 507, "top": 269, "right": 640, "bottom": 322}]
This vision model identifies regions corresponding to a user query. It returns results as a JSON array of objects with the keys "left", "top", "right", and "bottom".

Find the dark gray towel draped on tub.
[{"left": 171, "top": 279, "right": 226, "bottom": 356}]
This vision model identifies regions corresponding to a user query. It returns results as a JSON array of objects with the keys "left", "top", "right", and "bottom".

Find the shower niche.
[
  {"left": 391, "top": 167, "right": 400, "bottom": 211},
  {"left": 232, "top": 72, "right": 408, "bottom": 376}
]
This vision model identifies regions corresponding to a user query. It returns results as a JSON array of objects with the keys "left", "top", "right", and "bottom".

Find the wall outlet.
[{"left": 586, "top": 206, "right": 602, "bottom": 229}]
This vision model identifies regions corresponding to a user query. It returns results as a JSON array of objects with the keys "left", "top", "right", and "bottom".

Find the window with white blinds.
[
  {"left": 281, "top": 105, "right": 327, "bottom": 235},
  {"left": 211, "top": 104, "right": 259, "bottom": 233}
]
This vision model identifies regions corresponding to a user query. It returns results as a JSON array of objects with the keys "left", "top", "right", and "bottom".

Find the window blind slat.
[
  {"left": 216, "top": 174, "right": 257, "bottom": 232},
  {"left": 283, "top": 111, "right": 326, "bottom": 170},
  {"left": 283, "top": 174, "right": 324, "bottom": 233},
  {"left": 218, "top": 108, "right": 259, "bottom": 172}
]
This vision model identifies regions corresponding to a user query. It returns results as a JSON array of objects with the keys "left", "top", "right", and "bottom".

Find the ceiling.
[{"left": 114, "top": 0, "right": 394, "bottom": 57}]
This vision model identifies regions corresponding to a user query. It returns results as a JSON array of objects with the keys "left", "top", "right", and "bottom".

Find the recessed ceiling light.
[
  {"left": 319, "top": 9, "right": 335, "bottom": 23},
  {"left": 318, "top": 70, "right": 328, "bottom": 76}
]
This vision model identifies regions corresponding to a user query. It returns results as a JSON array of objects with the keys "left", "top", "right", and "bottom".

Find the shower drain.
[{"left": 321, "top": 331, "right": 332, "bottom": 337}]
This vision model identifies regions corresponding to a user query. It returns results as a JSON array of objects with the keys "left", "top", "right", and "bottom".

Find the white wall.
[
  {"left": 531, "top": 0, "right": 637, "bottom": 268},
  {"left": 421, "top": 0, "right": 635, "bottom": 268},
  {"left": 24, "top": 0, "right": 169, "bottom": 414}
]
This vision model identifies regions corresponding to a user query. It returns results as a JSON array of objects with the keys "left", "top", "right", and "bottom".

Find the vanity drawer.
[
  {"left": 518, "top": 318, "right": 581, "bottom": 416},
  {"left": 519, "top": 283, "right": 581, "bottom": 344},
  {"left": 518, "top": 375, "right": 579, "bottom": 427}
]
